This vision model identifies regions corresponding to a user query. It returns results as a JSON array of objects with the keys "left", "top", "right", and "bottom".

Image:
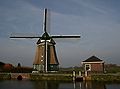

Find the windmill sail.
[
  {"left": 10, "top": 8, "right": 80, "bottom": 72},
  {"left": 43, "top": 8, "right": 47, "bottom": 33}
]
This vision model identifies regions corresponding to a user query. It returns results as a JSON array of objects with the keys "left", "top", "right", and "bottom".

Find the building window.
[{"left": 85, "top": 64, "right": 91, "bottom": 71}]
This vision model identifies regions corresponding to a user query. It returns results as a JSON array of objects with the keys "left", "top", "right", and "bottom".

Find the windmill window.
[{"left": 51, "top": 65, "right": 54, "bottom": 68}]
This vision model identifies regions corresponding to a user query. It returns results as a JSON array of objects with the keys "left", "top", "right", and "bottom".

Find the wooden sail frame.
[{"left": 10, "top": 8, "right": 80, "bottom": 72}]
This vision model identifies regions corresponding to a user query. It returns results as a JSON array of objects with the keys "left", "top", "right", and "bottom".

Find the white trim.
[
  {"left": 45, "top": 41, "right": 48, "bottom": 72},
  {"left": 41, "top": 40, "right": 51, "bottom": 42},
  {"left": 81, "top": 61, "right": 104, "bottom": 64}
]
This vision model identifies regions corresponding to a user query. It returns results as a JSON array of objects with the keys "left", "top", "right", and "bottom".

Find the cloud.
[
  {"left": 0, "top": 0, "right": 120, "bottom": 67},
  {"left": 0, "top": 0, "right": 44, "bottom": 37}
]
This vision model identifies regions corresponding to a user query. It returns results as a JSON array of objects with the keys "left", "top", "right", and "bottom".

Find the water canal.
[{"left": 0, "top": 80, "right": 120, "bottom": 89}]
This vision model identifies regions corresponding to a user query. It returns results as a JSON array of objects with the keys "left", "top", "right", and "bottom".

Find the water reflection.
[
  {"left": 33, "top": 81, "right": 59, "bottom": 89},
  {"left": 1, "top": 80, "right": 119, "bottom": 89},
  {"left": 32, "top": 81, "right": 106, "bottom": 89},
  {"left": 73, "top": 81, "right": 106, "bottom": 89}
]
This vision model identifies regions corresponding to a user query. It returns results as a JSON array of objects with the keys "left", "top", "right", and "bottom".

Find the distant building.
[
  {"left": 3, "top": 64, "right": 13, "bottom": 69},
  {"left": 81, "top": 56, "right": 105, "bottom": 76}
]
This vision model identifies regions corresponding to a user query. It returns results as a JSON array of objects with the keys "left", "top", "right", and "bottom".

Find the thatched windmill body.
[{"left": 10, "top": 9, "right": 80, "bottom": 72}]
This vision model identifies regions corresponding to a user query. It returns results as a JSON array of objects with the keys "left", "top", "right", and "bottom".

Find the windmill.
[{"left": 10, "top": 8, "right": 80, "bottom": 72}]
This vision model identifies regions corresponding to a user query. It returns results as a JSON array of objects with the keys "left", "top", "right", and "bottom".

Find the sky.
[{"left": 0, "top": 0, "right": 120, "bottom": 67}]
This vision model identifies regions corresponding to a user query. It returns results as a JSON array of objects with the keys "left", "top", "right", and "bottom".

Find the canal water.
[{"left": 0, "top": 80, "right": 120, "bottom": 89}]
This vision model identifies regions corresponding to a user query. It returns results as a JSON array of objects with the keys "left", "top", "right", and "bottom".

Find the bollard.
[{"left": 73, "top": 71, "right": 76, "bottom": 81}]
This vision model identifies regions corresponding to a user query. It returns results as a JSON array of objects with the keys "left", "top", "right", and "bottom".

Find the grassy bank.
[
  {"left": 30, "top": 73, "right": 73, "bottom": 81},
  {"left": 0, "top": 73, "right": 11, "bottom": 80},
  {"left": 1, "top": 72, "right": 120, "bottom": 82},
  {"left": 0, "top": 73, "right": 73, "bottom": 81},
  {"left": 91, "top": 74, "right": 120, "bottom": 82}
]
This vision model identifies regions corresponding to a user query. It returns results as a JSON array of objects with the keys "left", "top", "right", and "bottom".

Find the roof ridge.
[{"left": 83, "top": 55, "right": 103, "bottom": 62}]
